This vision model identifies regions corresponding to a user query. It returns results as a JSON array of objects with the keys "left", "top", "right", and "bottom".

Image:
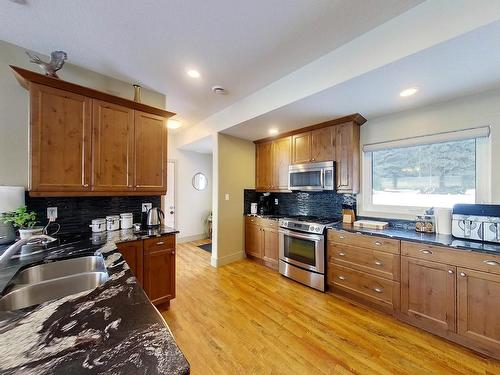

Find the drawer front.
[
  {"left": 260, "top": 218, "right": 278, "bottom": 228},
  {"left": 328, "top": 244, "right": 400, "bottom": 281},
  {"left": 144, "top": 234, "right": 175, "bottom": 254},
  {"left": 245, "top": 216, "right": 261, "bottom": 225},
  {"left": 329, "top": 264, "right": 400, "bottom": 309},
  {"left": 328, "top": 230, "right": 400, "bottom": 254},
  {"left": 401, "top": 241, "right": 500, "bottom": 275}
]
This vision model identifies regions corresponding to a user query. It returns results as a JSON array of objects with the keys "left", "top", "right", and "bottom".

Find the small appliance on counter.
[
  {"left": 258, "top": 194, "right": 272, "bottom": 215},
  {"left": 452, "top": 204, "right": 500, "bottom": 243},
  {"left": 250, "top": 202, "right": 258, "bottom": 215},
  {"left": 146, "top": 207, "right": 164, "bottom": 227},
  {"left": 415, "top": 208, "right": 435, "bottom": 233}
]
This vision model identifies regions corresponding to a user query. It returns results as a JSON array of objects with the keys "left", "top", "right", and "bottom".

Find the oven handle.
[{"left": 279, "top": 228, "right": 324, "bottom": 242}]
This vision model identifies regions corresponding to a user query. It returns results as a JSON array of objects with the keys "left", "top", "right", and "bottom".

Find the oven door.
[{"left": 279, "top": 228, "right": 325, "bottom": 273}]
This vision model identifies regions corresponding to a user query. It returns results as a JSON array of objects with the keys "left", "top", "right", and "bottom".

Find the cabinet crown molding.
[{"left": 11, "top": 65, "right": 175, "bottom": 119}]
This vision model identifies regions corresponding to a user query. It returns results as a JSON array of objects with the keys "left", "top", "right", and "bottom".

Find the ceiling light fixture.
[
  {"left": 167, "top": 119, "right": 182, "bottom": 129},
  {"left": 269, "top": 128, "right": 279, "bottom": 135},
  {"left": 187, "top": 69, "right": 201, "bottom": 78},
  {"left": 400, "top": 87, "right": 419, "bottom": 97}
]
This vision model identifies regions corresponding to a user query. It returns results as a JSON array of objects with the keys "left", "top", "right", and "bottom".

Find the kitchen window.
[{"left": 359, "top": 127, "right": 491, "bottom": 219}]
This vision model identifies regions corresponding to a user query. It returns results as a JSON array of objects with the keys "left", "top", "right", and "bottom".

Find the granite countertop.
[
  {"left": 0, "top": 226, "right": 189, "bottom": 375},
  {"left": 244, "top": 214, "right": 285, "bottom": 219},
  {"left": 331, "top": 222, "right": 500, "bottom": 255}
]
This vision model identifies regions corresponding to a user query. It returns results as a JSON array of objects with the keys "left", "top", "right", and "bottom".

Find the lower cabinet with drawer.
[
  {"left": 245, "top": 216, "right": 279, "bottom": 270},
  {"left": 327, "top": 229, "right": 401, "bottom": 315},
  {"left": 116, "top": 233, "right": 176, "bottom": 307}
]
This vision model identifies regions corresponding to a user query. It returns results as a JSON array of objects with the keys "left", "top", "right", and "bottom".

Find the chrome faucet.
[{"left": 0, "top": 235, "right": 56, "bottom": 268}]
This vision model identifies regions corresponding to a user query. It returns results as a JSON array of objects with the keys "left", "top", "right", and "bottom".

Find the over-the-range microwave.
[{"left": 288, "top": 161, "right": 335, "bottom": 191}]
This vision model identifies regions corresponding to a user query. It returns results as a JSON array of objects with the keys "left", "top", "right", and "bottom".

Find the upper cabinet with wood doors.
[
  {"left": 12, "top": 65, "right": 175, "bottom": 197},
  {"left": 254, "top": 114, "right": 366, "bottom": 194},
  {"left": 30, "top": 83, "right": 92, "bottom": 193}
]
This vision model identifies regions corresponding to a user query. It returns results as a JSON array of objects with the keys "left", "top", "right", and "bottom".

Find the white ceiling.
[
  {"left": 0, "top": 0, "right": 422, "bottom": 127},
  {"left": 179, "top": 135, "right": 213, "bottom": 154},
  {"left": 223, "top": 20, "right": 500, "bottom": 140}
]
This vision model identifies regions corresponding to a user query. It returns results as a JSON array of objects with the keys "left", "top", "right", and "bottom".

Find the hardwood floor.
[{"left": 160, "top": 240, "right": 500, "bottom": 375}]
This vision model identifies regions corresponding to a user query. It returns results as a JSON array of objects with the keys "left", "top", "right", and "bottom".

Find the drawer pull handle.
[
  {"left": 338, "top": 252, "right": 346, "bottom": 257},
  {"left": 338, "top": 275, "right": 346, "bottom": 280},
  {"left": 171, "top": 251, "right": 175, "bottom": 255},
  {"left": 484, "top": 260, "right": 499, "bottom": 266},
  {"left": 374, "top": 260, "right": 383, "bottom": 266},
  {"left": 448, "top": 270, "right": 454, "bottom": 274},
  {"left": 374, "top": 241, "right": 382, "bottom": 246},
  {"left": 419, "top": 249, "right": 433, "bottom": 255},
  {"left": 156, "top": 241, "right": 165, "bottom": 245},
  {"left": 373, "top": 287, "right": 384, "bottom": 293},
  {"left": 460, "top": 272, "right": 467, "bottom": 277},
  {"left": 339, "top": 235, "right": 345, "bottom": 240}
]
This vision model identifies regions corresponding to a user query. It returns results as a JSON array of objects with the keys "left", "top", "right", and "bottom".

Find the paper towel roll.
[
  {"left": 435, "top": 208, "right": 452, "bottom": 235},
  {"left": 0, "top": 186, "right": 25, "bottom": 214}
]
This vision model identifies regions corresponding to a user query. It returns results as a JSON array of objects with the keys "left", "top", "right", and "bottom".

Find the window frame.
[{"left": 358, "top": 132, "right": 491, "bottom": 220}]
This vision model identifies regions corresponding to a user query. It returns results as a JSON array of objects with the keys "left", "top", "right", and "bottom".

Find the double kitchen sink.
[{"left": 0, "top": 255, "right": 109, "bottom": 311}]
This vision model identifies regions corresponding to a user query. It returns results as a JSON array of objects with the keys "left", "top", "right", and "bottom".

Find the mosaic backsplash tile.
[{"left": 26, "top": 194, "right": 161, "bottom": 234}]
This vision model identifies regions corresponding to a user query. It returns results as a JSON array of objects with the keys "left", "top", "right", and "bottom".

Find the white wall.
[
  {"left": 0, "top": 39, "right": 165, "bottom": 187},
  {"left": 168, "top": 133, "right": 212, "bottom": 241},
  {"left": 361, "top": 88, "right": 500, "bottom": 205}
]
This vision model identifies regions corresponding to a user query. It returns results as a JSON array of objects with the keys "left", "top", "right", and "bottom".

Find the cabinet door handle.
[
  {"left": 374, "top": 260, "right": 383, "bottom": 266},
  {"left": 339, "top": 235, "right": 345, "bottom": 240},
  {"left": 337, "top": 275, "right": 346, "bottom": 280},
  {"left": 460, "top": 272, "right": 467, "bottom": 277},
  {"left": 373, "top": 287, "right": 384, "bottom": 293},
  {"left": 374, "top": 241, "right": 382, "bottom": 246},
  {"left": 171, "top": 251, "right": 175, "bottom": 255},
  {"left": 419, "top": 249, "right": 433, "bottom": 255},
  {"left": 338, "top": 252, "right": 346, "bottom": 257},
  {"left": 484, "top": 260, "right": 500, "bottom": 266},
  {"left": 448, "top": 270, "right": 454, "bottom": 274},
  {"left": 156, "top": 241, "right": 165, "bottom": 245},
  {"left": 83, "top": 183, "right": 89, "bottom": 187},
  {"left": 311, "top": 158, "right": 315, "bottom": 161}
]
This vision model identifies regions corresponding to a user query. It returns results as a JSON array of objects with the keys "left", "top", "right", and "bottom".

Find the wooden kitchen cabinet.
[
  {"left": 272, "top": 136, "right": 291, "bottom": 190},
  {"left": 143, "top": 235, "right": 176, "bottom": 306},
  {"left": 134, "top": 111, "right": 168, "bottom": 192},
  {"left": 335, "top": 122, "right": 360, "bottom": 193},
  {"left": 255, "top": 141, "right": 274, "bottom": 190},
  {"left": 92, "top": 100, "right": 135, "bottom": 191},
  {"left": 12, "top": 65, "right": 174, "bottom": 197},
  {"left": 245, "top": 216, "right": 279, "bottom": 270},
  {"left": 457, "top": 268, "right": 500, "bottom": 356},
  {"left": 291, "top": 132, "right": 311, "bottom": 164},
  {"left": 401, "top": 256, "right": 456, "bottom": 335},
  {"left": 30, "top": 83, "right": 92, "bottom": 193},
  {"left": 116, "top": 240, "right": 144, "bottom": 285},
  {"left": 292, "top": 127, "right": 335, "bottom": 164}
]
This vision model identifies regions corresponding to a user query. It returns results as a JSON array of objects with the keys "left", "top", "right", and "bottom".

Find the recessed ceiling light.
[
  {"left": 400, "top": 87, "right": 418, "bottom": 97},
  {"left": 269, "top": 128, "right": 279, "bottom": 135},
  {"left": 167, "top": 119, "right": 182, "bottom": 129},
  {"left": 187, "top": 69, "right": 201, "bottom": 78}
]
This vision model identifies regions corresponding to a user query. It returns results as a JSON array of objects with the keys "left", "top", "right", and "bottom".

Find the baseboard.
[
  {"left": 177, "top": 233, "right": 209, "bottom": 243},
  {"left": 211, "top": 251, "right": 245, "bottom": 267}
]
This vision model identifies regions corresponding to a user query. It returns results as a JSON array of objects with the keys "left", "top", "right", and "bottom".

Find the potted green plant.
[{"left": 1, "top": 206, "right": 41, "bottom": 239}]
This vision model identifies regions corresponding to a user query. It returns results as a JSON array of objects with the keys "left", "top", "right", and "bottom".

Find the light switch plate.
[
  {"left": 47, "top": 207, "right": 58, "bottom": 220},
  {"left": 225, "top": 193, "right": 230, "bottom": 201},
  {"left": 142, "top": 203, "right": 152, "bottom": 212}
]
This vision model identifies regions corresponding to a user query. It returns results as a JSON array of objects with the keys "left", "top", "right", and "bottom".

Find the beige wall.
[
  {"left": 212, "top": 133, "right": 255, "bottom": 266},
  {"left": 0, "top": 39, "right": 165, "bottom": 187}
]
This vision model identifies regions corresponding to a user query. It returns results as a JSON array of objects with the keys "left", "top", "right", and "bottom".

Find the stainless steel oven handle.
[{"left": 279, "top": 228, "right": 324, "bottom": 241}]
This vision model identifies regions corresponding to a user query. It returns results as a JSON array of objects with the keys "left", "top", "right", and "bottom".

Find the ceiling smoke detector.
[{"left": 211, "top": 86, "right": 228, "bottom": 95}]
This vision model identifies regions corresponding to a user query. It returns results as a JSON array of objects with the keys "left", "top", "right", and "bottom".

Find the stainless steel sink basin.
[
  {"left": 13, "top": 256, "right": 106, "bottom": 284},
  {"left": 0, "top": 255, "right": 109, "bottom": 311},
  {"left": 0, "top": 271, "right": 108, "bottom": 311}
]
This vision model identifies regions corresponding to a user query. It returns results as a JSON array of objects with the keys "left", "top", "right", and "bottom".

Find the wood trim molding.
[
  {"left": 254, "top": 113, "right": 367, "bottom": 144},
  {"left": 11, "top": 65, "right": 175, "bottom": 119}
]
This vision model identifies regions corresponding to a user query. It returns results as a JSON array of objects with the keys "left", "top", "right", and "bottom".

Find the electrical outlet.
[
  {"left": 142, "top": 203, "right": 152, "bottom": 212},
  {"left": 47, "top": 207, "right": 58, "bottom": 221},
  {"left": 274, "top": 199, "right": 278, "bottom": 205}
]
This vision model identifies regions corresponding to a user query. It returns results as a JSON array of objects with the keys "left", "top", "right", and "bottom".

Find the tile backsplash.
[{"left": 26, "top": 194, "right": 161, "bottom": 234}]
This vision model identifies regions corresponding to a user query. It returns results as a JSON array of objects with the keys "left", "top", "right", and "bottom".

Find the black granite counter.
[
  {"left": 330, "top": 222, "right": 500, "bottom": 255},
  {"left": 0, "top": 227, "right": 189, "bottom": 375},
  {"left": 244, "top": 214, "right": 284, "bottom": 220}
]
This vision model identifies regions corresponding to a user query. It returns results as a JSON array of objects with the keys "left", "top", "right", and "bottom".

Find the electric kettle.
[{"left": 146, "top": 207, "right": 164, "bottom": 227}]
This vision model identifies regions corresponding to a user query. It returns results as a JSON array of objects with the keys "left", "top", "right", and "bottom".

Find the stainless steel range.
[{"left": 278, "top": 216, "right": 340, "bottom": 291}]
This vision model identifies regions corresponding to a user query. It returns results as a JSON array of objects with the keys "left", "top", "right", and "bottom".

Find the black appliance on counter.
[{"left": 258, "top": 194, "right": 273, "bottom": 215}]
